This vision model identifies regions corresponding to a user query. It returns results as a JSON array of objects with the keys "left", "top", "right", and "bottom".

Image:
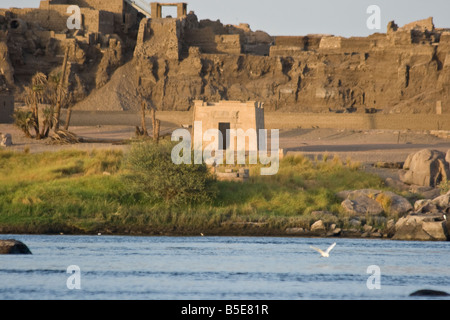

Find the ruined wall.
[
  {"left": 0, "top": 94, "right": 14, "bottom": 123},
  {"left": 73, "top": 15, "right": 449, "bottom": 114},
  {"left": 43, "top": 0, "right": 126, "bottom": 32},
  {"left": 5, "top": 6, "right": 68, "bottom": 32},
  {"left": 184, "top": 29, "right": 242, "bottom": 55},
  {"left": 184, "top": 27, "right": 217, "bottom": 53},
  {"left": 135, "top": 18, "right": 181, "bottom": 60},
  {"left": 2, "top": 2, "right": 450, "bottom": 115},
  {"left": 319, "top": 36, "right": 342, "bottom": 50},
  {"left": 318, "top": 36, "right": 372, "bottom": 52},
  {"left": 6, "top": 4, "right": 114, "bottom": 34},
  {"left": 401, "top": 17, "right": 434, "bottom": 32},
  {"left": 0, "top": 2, "right": 135, "bottom": 108},
  {"left": 183, "top": 17, "right": 271, "bottom": 56},
  {"left": 84, "top": 9, "right": 114, "bottom": 34},
  {"left": 270, "top": 35, "right": 325, "bottom": 56},
  {"left": 225, "top": 24, "right": 272, "bottom": 56},
  {"left": 215, "top": 35, "right": 241, "bottom": 55}
]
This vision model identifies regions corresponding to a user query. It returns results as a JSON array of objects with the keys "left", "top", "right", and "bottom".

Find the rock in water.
[
  {"left": 393, "top": 215, "right": 449, "bottom": 241},
  {"left": 0, "top": 239, "right": 32, "bottom": 254},
  {"left": 410, "top": 289, "right": 450, "bottom": 297}
]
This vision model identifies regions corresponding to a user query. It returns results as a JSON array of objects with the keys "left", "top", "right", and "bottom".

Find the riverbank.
[
  {"left": 2, "top": 111, "right": 450, "bottom": 239},
  {"left": 0, "top": 147, "right": 402, "bottom": 238}
]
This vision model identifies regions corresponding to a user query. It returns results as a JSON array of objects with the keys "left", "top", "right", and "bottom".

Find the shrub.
[{"left": 122, "top": 141, "right": 217, "bottom": 206}]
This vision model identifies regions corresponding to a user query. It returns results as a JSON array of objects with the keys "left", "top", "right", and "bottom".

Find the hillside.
[{"left": 0, "top": 2, "right": 449, "bottom": 114}]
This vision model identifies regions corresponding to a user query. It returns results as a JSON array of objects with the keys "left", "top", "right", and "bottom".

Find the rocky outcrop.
[
  {"left": 399, "top": 149, "right": 450, "bottom": 188},
  {"left": 338, "top": 189, "right": 412, "bottom": 216},
  {"left": 2, "top": 4, "right": 450, "bottom": 113},
  {"left": 392, "top": 190, "right": 450, "bottom": 241},
  {"left": 393, "top": 214, "right": 448, "bottom": 241},
  {"left": 0, "top": 239, "right": 32, "bottom": 254}
]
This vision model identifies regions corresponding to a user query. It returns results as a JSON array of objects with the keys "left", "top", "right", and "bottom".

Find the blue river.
[{"left": 0, "top": 235, "right": 449, "bottom": 300}]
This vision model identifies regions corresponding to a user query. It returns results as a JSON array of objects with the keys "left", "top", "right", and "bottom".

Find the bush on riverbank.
[
  {"left": 122, "top": 142, "right": 216, "bottom": 206},
  {"left": 0, "top": 146, "right": 389, "bottom": 235}
]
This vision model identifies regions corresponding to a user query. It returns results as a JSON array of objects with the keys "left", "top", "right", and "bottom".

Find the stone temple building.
[{"left": 192, "top": 100, "right": 265, "bottom": 152}]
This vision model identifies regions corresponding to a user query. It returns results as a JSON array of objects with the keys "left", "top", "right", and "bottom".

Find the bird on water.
[{"left": 310, "top": 242, "right": 337, "bottom": 258}]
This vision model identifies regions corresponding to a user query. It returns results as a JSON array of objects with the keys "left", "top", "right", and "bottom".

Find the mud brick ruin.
[{"left": 0, "top": 1, "right": 449, "bottom": 119}]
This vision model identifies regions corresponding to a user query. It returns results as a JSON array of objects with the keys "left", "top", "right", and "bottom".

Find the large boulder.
[
  {"left": 375, "top": 191, "right": 413, "bottom": 216},
  {"left": 341, "top": 197, "right": 384, "bottom": 216},
  {"left": 0, "top": 239, "right": 32, "bottom": 254},
  {"left": 339, "top": 189, "right": 412, "bottom": 216},
  {"left": 340, "top": 189, "right": 384, "bottom": 216},
  {"left": 310, "top": 220, "right": 326, "bottom": 234},
  {"left": 393, "top": 214, "right": 449, "bottom": 241},
  {"left": 414, "top": 190, "right": 450, "bottom": 214},
  {"left": 430, "top": 191, "right": 450, "bottom": 209},
  {"left": 399, "top": 149, "right": 450, "bottom": 187}
]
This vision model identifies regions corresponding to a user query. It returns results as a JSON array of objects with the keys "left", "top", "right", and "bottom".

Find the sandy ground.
[
  {"left": 281, "top": 127, "right": 450, "bottom": 163},
  {"left": 2, "top": 111, "right": 450, "bottom": 170}
]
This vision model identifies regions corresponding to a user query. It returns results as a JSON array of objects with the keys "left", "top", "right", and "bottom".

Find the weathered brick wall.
[
  {"left": 275, "top": 36, "right": 307, "bottom": 48},
  {"left": 184, "top": 29, "right": 242, "bottom": 55},
  {"left": 6, "top": 6, "right": 68, "bottom": 32},
  {"left": 215, "top": 34, "right": 242, "bottom": 55},
  {"left": 184, "top": 27, "right": 217, "bottom": 53},
  {"left": 7, "top": 4, "right": 114, "bottom": 34},
  {"left": 43, "top": 0, "right": 125, "bottom": 32},
  {"left": 269, "top": 37, "right": 303, "bottom": 57}
]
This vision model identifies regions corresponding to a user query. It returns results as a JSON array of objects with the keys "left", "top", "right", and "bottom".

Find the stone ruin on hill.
[{"left": 0, "top": 1, "right": 449, "bottom": 114}]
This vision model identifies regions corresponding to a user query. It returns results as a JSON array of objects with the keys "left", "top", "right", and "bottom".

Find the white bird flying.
[{"left": 310, "top": 242, "right": 336, "bottom": 258}]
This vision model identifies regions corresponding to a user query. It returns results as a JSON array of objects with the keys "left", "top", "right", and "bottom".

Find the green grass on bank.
[{"left": 0, "top": 147, "right": 390, "bottom": 235}]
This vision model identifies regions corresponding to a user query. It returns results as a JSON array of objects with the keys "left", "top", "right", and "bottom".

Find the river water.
[{"left": 0, "top": 235, "right": 449, "bottom": 300}]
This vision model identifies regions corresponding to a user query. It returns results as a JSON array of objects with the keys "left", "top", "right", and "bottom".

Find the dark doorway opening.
[{"left": 218, "top": 122, "right": 230, "bottom": 150}]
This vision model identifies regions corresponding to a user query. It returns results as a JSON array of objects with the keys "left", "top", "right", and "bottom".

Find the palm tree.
[
  {"left": 13, "top": 109, "right": 35, "bottom": 138},
  {"left": 40, "top": 106, "right": 55, "bottom": 138},
  {"left": 53, "top": 48, "right": 69, "bottom": 131},
  {"left": 24, "top": 72, "right": 48, "bottom": 140}
]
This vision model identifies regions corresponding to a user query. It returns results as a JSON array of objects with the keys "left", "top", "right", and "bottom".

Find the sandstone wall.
[
  {"left": 5, "top": 5, "right": 114, "bottom": 34},
  {"left": 135, "top": 18, "right": 181, "bottom": 60},
  {"left": 43, "top": 0, "right": 126, "bottom": 32},
  {"left": 215, "top": 34, "right": 242, "bottom": 55},
  {"left": 184, "top": 27, "right": 217, "bottom": 53}
]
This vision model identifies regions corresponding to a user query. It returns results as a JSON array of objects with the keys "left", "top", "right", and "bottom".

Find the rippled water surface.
[{"left": 1, "top": 235, "right": 449, "bottom": 300}]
